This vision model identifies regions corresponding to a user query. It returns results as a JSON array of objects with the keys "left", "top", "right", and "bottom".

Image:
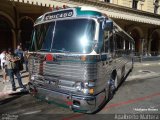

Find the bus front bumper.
[{"left": 28, "top": 82, "right": 105, "bottom": 113}]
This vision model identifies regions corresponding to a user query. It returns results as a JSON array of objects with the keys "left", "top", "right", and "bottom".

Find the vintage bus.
[{"left": 28, "top": 6, "right": 135, "bottom": 113}]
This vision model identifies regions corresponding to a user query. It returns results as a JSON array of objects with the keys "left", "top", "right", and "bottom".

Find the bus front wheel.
[{"left": 108, "top": 72, "right": 117, "bottom": 100}]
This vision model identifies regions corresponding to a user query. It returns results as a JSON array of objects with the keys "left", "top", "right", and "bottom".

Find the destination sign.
[{"left": 44, "top": 9, "right": 74, "bottom": 21}]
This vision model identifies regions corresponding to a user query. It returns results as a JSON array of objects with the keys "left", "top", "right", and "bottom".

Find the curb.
[
  {"left": 0, "top": 91, "right": 21, "bottom": 101},
  {"left": 127, "top": 73, "right": 160, "bottom": 81},
  {"left": 134, "top": 62, "right": 160, "bottom": 67},
  {"left": 0, "top": 82, "right": 29, "bottom": 98}
]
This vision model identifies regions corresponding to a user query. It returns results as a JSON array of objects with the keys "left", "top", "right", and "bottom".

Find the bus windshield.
[{"left": 31, "top": 19, "right": 96, "bottom": 54}]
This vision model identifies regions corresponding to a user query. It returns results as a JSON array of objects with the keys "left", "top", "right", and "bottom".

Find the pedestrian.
[
  {"left": 23, "top": 48, "right": 30, "bottom": 72},
  {"left": 6, "top": 48, "right": 26, "bottom": 91},
  {"left": 15, "top": 45, "right": 24, "bottom": 72},
  {"left": 0, "top": 49, "right": 9, "bottom": 83}
]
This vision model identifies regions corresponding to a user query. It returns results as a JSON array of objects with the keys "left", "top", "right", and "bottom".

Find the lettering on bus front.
[{"left": 44, "top": 9, "right": 74, "bottom": 21}]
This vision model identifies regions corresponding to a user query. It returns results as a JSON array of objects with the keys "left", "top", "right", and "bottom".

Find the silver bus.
[{"left": 28, "top": 6, "right": 135, "bottom": 113}]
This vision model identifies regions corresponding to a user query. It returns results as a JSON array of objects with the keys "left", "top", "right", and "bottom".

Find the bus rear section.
[{"left": 28, "top": 7, "right": 134, "bottom": 113}]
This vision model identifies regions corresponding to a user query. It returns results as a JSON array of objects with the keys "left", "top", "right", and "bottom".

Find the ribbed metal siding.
[
  {"left": 43, "top": 62, "right": 98, "bottom": 81},
  {"left": 28, "top": 57, "right": 100, "bottom": 94}
]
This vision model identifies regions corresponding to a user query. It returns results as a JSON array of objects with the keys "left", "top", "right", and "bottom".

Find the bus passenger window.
[
  {"left": 125, "top": 40, "right": 129, "bottom": 50},
  {"left": 101, "top": 30, "right": 113, "bottom": 53},
  {"left": 109, "top": 36, "right": 114, "bottom": 52},
  {"left": 102, "top": 31, "right": 109, "bottom": 53},
  {"left": 125, "top": 40, "right": 130, "bottom": 54},
  {"left": 115, "top": 34, "right": 124, "bottom": 50}
]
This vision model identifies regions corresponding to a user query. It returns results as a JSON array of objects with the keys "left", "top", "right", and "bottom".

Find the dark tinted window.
[
  {"left": 31, "top": 19, "right": 95, "bottom": 54},
  {"left": 51, "top": 19, "right": 95, "bottom": 53},
  {"left": 31, "top": 22, "right": 55, "bottom": 51}
]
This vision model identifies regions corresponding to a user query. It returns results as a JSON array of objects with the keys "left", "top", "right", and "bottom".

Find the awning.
[
  {"left": 9, "top": 0, "right": 160, "bottom": 26},
  {"left": 99, "top": 8, "right": 160, "bottom": 25},
  {"left": 9, "top": 0, "right": 77, "bottom": 7}
]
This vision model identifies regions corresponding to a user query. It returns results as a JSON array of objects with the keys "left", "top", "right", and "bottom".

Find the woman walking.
[{"left": 0, "top": 49, "right": 8, "bottom": 83}]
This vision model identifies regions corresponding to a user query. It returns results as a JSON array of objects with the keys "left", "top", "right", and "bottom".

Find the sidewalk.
[
  {"left": 127, "top": 60, "right": 160, "bottom": 81},
  {"left": 0, "top": 70, "right": 29, "bottom": 97},
  {"left": 134, "top": 60, "right": 160, "bottom": 67}
]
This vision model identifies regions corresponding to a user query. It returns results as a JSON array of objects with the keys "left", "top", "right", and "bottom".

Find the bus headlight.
[
  {"left": 74, "top": 82, "right": 94, "bottom": 94},
  {"left": 74, "top": 82, "right": 84, "bottom": 92}
]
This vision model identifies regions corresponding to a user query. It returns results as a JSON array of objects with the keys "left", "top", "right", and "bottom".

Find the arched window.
[
  {"left": 0, "top": 16, "right": 12, "bottom": 51},
  {"left": 20, "top": 17, "right": 34, "bottom": 49}
]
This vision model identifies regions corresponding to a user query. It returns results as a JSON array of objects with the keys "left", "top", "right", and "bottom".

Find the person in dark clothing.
[
  {"left": 6, "top": 48, "right": 26, "bottom": 91},
  {"left": 15, "top": 45, "right": 24, "bottom": 60},
  {"left": 23, "top": 48, "right": 30, "bottom": 72},
  {"left": 15, "top": 45, "right": 24, "bottom": 71}
]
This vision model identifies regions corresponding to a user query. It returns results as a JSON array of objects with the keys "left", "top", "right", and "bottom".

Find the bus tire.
[
  {"left": 108, "top": 71, "right": 117, "bottom": 100},
  {"left": 130, "top": 58, "right": 134, "bottom": 72}
]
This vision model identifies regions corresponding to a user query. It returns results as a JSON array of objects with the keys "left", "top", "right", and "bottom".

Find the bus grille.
[
  {"left": 29, "top": 60, "right": 98, "bottom": 92},
  {"left": 43, "top": 62, "right": 97, "bottom": 81}
]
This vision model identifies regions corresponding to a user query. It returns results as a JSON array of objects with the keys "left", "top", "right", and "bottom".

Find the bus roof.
[
  {"left": 113, "top": 22, "right": 134, "bottom": 43},
  {"left": 34, "top": 7, "right": 103, "bottom": 25}
]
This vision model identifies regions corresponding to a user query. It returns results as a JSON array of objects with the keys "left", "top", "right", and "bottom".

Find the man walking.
[
  {"left": 15, "top": 45, "right": 24, "bottom": 71},
  {"left": 6, "top": 48, "right": 26, "bottom": 91}
]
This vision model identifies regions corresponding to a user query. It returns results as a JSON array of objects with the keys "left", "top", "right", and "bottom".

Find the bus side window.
[
  {"left": 103, "top": 30, "right": 114, "bottom": 53},
  {"left": 125, "top": 39, "right": 130, "bottom": 55},
  {"left": 115, "top": 34, "right": 124, "bottom": 50},
  {"left": 104, "top": 30, "right": 109, "bottom": 53},
  {"left": 102, "top": 30, "right": 109, "bottom": 53},
  {"left": 114, "top": 34, "right": 124, "bottom": 56},
  {"left": 109, "top": 35, "right": 114, "bottom": 53}
]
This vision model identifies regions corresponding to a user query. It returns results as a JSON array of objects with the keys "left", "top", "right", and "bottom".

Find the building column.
[
  {"left": 143, "top": 38, "right": 148, "bottom": 56},
  {"left": 158, "top": 39, "right": 160, "bottom": 56},
  {"left": 11, "top": 29, "right": 16, "bottom": 49},
  {"left": 140, "top": 38, "right": 144, "bottom": 55},
  {"left": 17, "top": 29, "right": 21, "bottom": 44},
  {"left": 148, "top": 39, "right": 152, "bottom": 56},
  {"left": 123, "top": 40, "right": 125, "bottom": 50}
]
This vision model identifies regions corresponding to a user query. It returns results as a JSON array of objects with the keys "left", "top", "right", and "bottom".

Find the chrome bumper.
[{"left": 28, "top": 82, "right": 105, "bottom": 113}]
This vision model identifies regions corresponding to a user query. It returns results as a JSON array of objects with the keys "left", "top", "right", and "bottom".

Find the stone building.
[{"left": 0, "top": 0, "right": 160, "bottom": 56}]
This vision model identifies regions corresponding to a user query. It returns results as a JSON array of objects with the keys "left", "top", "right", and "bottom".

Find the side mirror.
[{"left": 104, "top": 20, "right": 113, "bottom": 31}]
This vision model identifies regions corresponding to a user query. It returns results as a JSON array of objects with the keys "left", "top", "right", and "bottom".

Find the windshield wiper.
[
  {"left": 51, "top": 49, "right": 70, "bottom": 53},
  {"left": 39, "top": 49, "right": 50, "bottom": 52}
]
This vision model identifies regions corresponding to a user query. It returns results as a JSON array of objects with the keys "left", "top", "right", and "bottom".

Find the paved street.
[
  {"left": 0, "top": 61, "right": 160, "bottom": 120},
  {"left": 1, "top": 0, "right": 160, "bottom": 120},
  {"left": 0, "top": 70, "right": 29, "bottom": 94}
]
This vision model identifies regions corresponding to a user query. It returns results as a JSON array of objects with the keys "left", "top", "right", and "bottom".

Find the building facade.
[{"left": 0, "top": 0, "right": 160, "bottom": 56}]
